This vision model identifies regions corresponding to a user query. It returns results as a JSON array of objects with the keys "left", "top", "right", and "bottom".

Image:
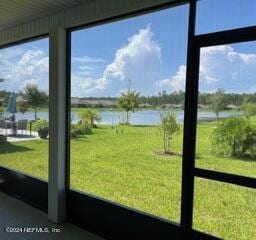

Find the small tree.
[
  {"left": 78, "top": 109, "right": 101, "bottom": 128},
  {"left": 17, "top": 99, "right": 28, "bottom": 115},
  {"left": 159, "top": 112, "right": 180, "bottom": 154},
  {"left": 23, "top": 84, "right": 48, "bottom": 120},
  {"left": 241, "top": 102, "right": 256, "bottom": 120},
  {"left": 210, "top": 89, "right": 227, "bottom": 121},
  {"left": 118, "top": 90, "right": 139, "bottom": 124}
]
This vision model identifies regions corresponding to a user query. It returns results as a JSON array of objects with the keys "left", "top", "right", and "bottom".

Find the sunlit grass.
[{"left": 0, "top": 121, "right": 255, "bottom": 239}]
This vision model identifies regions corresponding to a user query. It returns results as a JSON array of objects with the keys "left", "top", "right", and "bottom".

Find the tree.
[
  {"left": 17, "top": 99, "right": 28, "bottom": 115},
  {"left": 78, "top": 109, "right": 101, "bottom": 128},
  {"left": 23, "top": 84, "right": 48, "bottom": 120},
  {"left": 118, "top": 90, "right": 139, "bottom": 124},
  {"left": 209, "top": 89, "right": 227, "bottom": 120},
  {"left": 241, "top": 102, "right": 256, "bottom": 120},
  {"left": 159, "top": 112, "right": 180, "bottom": 154}
]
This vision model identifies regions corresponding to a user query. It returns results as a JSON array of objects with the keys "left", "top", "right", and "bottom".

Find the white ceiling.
[{"left": 0, "top": 0, "right": 86, "bottom": 30}]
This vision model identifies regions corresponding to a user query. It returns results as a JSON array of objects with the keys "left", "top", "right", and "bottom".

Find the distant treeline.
[
  {"left": 0, "top": 90, "right": 256, "bottom": 107},
  {"left": 72, "top": 91, "right": 256, "bottom": 106},
  {"left": 141, "top": 91, "right": 256, "bottom": 106},
  {"left": 198, "top": 92, "right": 256, "bottom": 106}
]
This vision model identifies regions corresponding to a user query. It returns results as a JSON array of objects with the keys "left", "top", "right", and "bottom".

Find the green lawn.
[{"left": 0, "top": 122, "right": 255, "bottom": 239}]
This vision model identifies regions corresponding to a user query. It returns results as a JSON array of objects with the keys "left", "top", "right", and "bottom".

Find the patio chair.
[
  {"left": 17, "top": 119, "right": 28, "bottom": 135},
  {"left": 0, "top": 119, "right": 5, "bottom": 134}
]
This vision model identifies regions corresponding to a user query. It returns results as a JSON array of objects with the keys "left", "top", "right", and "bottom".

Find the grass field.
[{"left": 0, "top": 122, "right": 255, "bottom": 239}]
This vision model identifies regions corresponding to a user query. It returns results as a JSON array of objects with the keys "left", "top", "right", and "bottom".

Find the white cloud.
[
  {"left": 0, "top": 48, "right": 49, "bottom": 92},
  {"left": 79, "top": 66, "right": 95, "bottom": 71},
  {"left": 156, "top": 45, "right": 256, "bottom": 93},
  {"left": 156, "top": 65, "right": 186, "bottom": 92},
  {"left": 71, "top": 75, "right": 107, "bottom": 97},
  {"left": 200, "top": 45, "right": 256, "bottom": 92},
  {"left": 71, "top": 25, "right": 162, "bottom": 97},
  {"left": 72, "top": 56, "right": 105, "bottom": 64}
]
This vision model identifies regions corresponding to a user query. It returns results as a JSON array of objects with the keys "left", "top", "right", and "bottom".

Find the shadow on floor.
[{"left": 0, "top": 142, "right": 33, "bottom": 154}]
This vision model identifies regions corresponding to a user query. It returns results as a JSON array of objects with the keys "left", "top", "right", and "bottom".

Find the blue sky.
[
  {"left": 196, "top": 0, "right": 256, "bottom": 34},
  {"left": 0, "top": 1, "right": 256, "bottom": 97}
]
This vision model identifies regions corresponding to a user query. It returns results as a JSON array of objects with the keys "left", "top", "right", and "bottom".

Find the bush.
[
  {"left": 34, "top": 119, "right": 49, "bottom": 139},
  {"left": 239, "top": 125, "right": 256, "bottom": 157},
  {"left": 70, "top": 123, "right": 92, "bottom": 138},
  {"left": 241, "top": 102, "right": 256, "bottom": 120},
  {"left": 34, "top": 119, "right": 48, "bottom": 131},
  {"left": 0, "top": 107, "right": 4, "bottom": 116},
  {"left": 212, "top": 117, "right": 256, "bottom": 158},
  {"left": 78, "top": 109, "right": 101, "bottom": 128}
]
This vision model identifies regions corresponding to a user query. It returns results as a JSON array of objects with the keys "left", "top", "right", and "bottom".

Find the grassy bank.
[{"left": 0, "top": 122, "right": 255, "bottom": 239}]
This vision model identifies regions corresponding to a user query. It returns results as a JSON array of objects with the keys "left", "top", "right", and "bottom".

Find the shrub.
[
  {"left": 78, "top": 109, "right": 101, "bottom": 128},
  {"left": 239, "top": 125, "right": 256, "bottom": 158},
  {"left": 0, "top": 107, "right": 4, "bottom": 116},
  {"left": 70, "top": 124, "right": 80, "bottom": 138},
  {"left": 241, "top": 102, "right": 256, "bottom": 120},
  {"left": 79, "top": 123, "right": 92, "bottom": 135},
  {"left": 212, "top": 117, "right": 256, "bottom": 158},
  {"left": 34, "top": 119, "right": 49, "bottom": 139},
  {"left": 70, "top": 123, "right": 92, "bottom": 138},
  {"left": 34, "top": 119, "right": 48, "bottom": 131}
]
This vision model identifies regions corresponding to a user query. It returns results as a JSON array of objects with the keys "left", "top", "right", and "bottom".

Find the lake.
[{"left": 4, "top": 109, "right": 240, "bottom": 125}]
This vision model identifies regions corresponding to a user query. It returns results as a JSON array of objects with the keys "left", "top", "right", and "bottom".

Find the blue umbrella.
[{"left": 7, "top": 92, "right": 17, "bottom": 117}]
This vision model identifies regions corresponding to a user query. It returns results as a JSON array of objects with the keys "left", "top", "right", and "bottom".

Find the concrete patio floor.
[
  {"left": 0, "top": 191, "right": 104, "bottom": 240},
  {"left": 1, "top": 129, "right": 40, "bottom": 142}
]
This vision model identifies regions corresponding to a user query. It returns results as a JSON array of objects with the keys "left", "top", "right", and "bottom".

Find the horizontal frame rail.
[
  {"left": 194, "top": 168, "right": 256, "bottom": 189},
  {"left": 195, "top": 25, "right": 256, "bottom": 47}
]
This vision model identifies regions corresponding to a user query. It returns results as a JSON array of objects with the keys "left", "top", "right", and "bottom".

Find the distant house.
[
  {"left": 71, "top": 97, "right": 118, "bottom": 108},
  {"left": 161, "top": 103, "right": 183, "bottom": 109},
  {"left": 198, "top": 104, "right": 208, "bottom": 109},
  {"left": 16, "top": 96, "right": 24, "bottom": 102},
  {"left": 71, "top": 97, "right": 80, "bottom": 106},
  {"left": 226, "top": 104, "right": 239, "bottom": 110},
  {"left": 139, "top": 103, "right": 152, "bottom": 108}
]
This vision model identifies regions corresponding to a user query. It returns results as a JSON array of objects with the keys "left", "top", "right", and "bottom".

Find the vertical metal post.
[
  {"left": 180, "top": 0, "right": 199, "bottom": 239},
  {"left": 48, "top": 26, "right": 67, "bottom": 223},
  {"left": 66, "top": 30, "right": 71, "bottom": 191}
]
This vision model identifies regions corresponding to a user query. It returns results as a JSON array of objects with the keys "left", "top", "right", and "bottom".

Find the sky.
[{"left": 0, "top": 0, "right": 256, "bottom": 97}]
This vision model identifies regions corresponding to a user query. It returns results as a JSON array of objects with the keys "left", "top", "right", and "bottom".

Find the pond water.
[{"left": 3, "top": 109, "right": 240, "bottom": 125}]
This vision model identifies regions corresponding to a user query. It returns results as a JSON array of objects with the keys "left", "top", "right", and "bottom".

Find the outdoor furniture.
[
  {"left": 29, "top": 120, "right": 35, "bottom": 136},
  {"left": 17, "top": 119, "right": 28, "bottom": 135},
  {"left": 0, "top": 134, "right": 7, "bottom": 143},
  {"left": 0, "top": 119, "right": 5, "bottom": 134},
  {"left": 4, "top": 120, "right": 17, "bottom": 136}
]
